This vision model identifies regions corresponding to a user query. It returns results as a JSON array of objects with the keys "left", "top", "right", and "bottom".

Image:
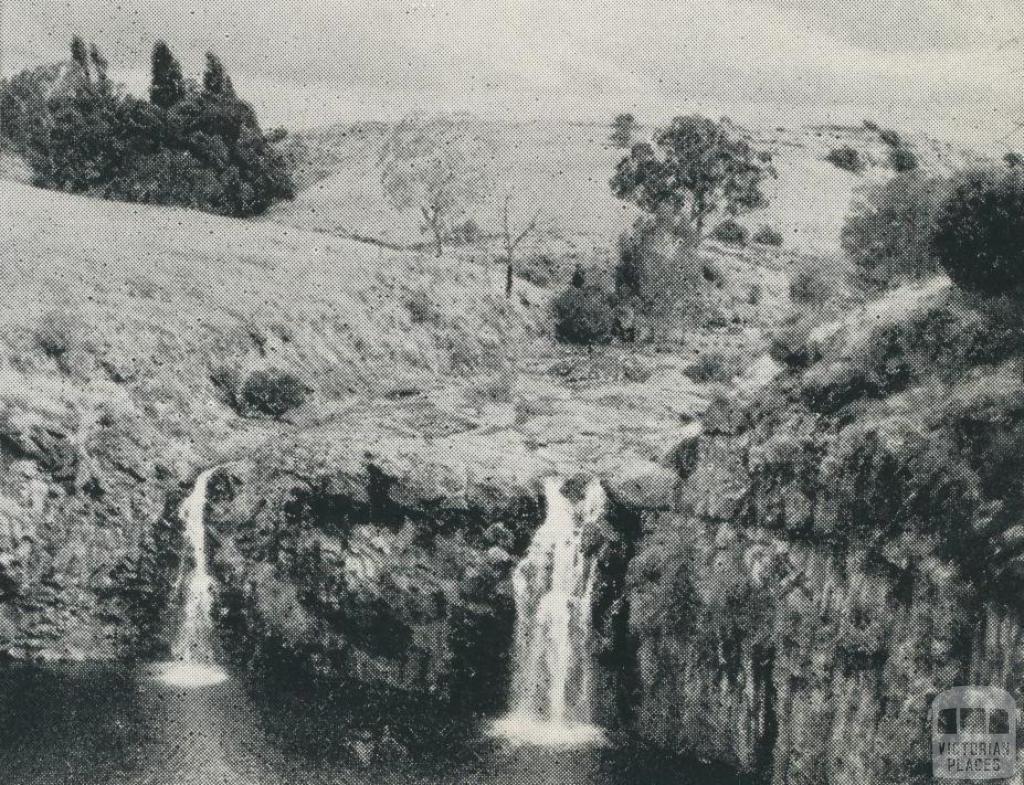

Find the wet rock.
[{"left": 604, "top": 463, "right": 676, "bottom": 512}]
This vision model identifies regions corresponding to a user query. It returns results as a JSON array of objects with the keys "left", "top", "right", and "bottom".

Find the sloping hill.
[
  {"left": 271, "top": 119, "right": 989, "bottom": 260},
  {"left": 270, "top": 120, "right": 635, "bottom": 258},
  {"left": 0, "top": 182, "right": 554, "bottom": 459}
]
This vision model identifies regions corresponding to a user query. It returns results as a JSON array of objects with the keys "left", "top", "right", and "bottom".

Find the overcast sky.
[{"left": 5, "top": 1, "right": 1024, "bottom": 147}]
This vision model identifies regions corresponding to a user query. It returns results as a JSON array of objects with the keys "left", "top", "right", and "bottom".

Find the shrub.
[
  {"left": 930, "top": 167, "right": 1024, "bottom": 299},
  {"left": 888, "top": 145, "right": 918, "bottom": 173},
  {"left": 863, "top": 120, "right": 880, "bottom": 132},
  {"left": 1004, "top": 152, "right": 1023, "bottom": 169},
  {"left": 752, "top": 225, "right": 783, "bottom": 246},
  {"left": 448, "top": 217, "right": 484, "bottom": 245},
  {"left": 713, "top": 218, "right": 748, "bottom": 245},
  {"left": 878, "top": 128, "right": 902, "bottom": 148},
  {"left": 683, "top": 352, "right": 739, "bottom": 384},
  {"left": 769, "top": 322, "right": 821, "bottom": 368},
  {"left": 614, "top": 217, "right": 709, "bottom": 333},
  {"left": 239, "top": 369, "right": 309, "bottom": 418},
  {"left": 841, "top": 172, "right": 949, "bottom": 287},
  {"left": 552, "top": 284, "right": 616, "bottom": 345},
  {"left": 789, "top": 261, "right": 831, "bottom": 306},
  {"left": 403, "top": 287, "right": 443, "bottom": 325},
  {"left": 826, "top": 146, "right": 863, "bottom": 172}
]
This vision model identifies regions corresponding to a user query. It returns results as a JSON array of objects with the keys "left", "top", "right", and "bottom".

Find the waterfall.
[
  {"left": 156, "top": 467, "right": 228, "bottom": 688},
  {"left": 489, "top": 476, "right": 606, "bottom": 746}
]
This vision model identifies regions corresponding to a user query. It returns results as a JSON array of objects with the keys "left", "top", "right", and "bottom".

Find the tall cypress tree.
[
  {"left": 202, "top": 52, "right": 235, "bottom": 97},
  {"left": 70, "top": 36, "right": 88, "bottom": 69},
  {"left": 150, "top": 40, "right": 186, "bottom": 109},
  {"left": 89, "top": 44, "right": 110, "bottom": 91},
  {"left": 69, "top": 35, "right": 92, "bottom": 84}
]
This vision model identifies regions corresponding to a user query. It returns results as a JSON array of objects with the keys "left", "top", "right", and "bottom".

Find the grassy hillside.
[
  {"left": 0, "top": 182, "right": 555, "bottom": 462},
  {"left": 0, "top": 182, "right": 729, "bottom": 483},
  {"left": 273, "top": 119, "right": 988, "bottom": 259}
]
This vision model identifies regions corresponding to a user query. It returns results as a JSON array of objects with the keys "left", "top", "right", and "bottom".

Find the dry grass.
[{"left": 0, "top": 183, "right": 551, "bottom": 463}]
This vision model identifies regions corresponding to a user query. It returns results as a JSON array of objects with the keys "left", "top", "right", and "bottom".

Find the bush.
[
  {"left": 713, "top": 219, "right": 748, "bottom": 245},
  {"left": 789, "top": 261, "right": 832, "bottom": 306},
  {"left": 878, "top": 128, "right": 902, "bottom": 148},
  {"left": 752, "top": 225, "right": 783, "bottom": 246},
  {"left": 826, "top": 146, "right": 863, "bottom": 172},
  {"left": 614, "top": 217, "right": 709, "bottom": 335},
  {"left": 552, "top": 284, "right": 616, "bottom": 345},
  {"left": 930, "top": 167, "right": 1024, "bottom": 299},
  {"left": 888, "top": 145, "right": 918, "bottom": 173},
  {"left": 447, "top": 217, "right": 484, "bottom": 245},
  {"left": 683, "top": 352, "right": 739, "bottom": 384},
  {"left": 841, "top": 172, "right": 949, "bottom": 287},
  {"left": 769, "top": 322, "right": 821, "bottom": 368},
  {"left": 403, "top": 287, "right": 443, "bottom": 325},
  {"left": 239, "top": 369, "right": 309, "bottom": 418}
]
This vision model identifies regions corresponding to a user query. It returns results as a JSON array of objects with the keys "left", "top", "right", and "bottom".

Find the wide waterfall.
[
  {"left": 156, "top": 467, "right": 228, "bottom": 688},
  {"left": 489, "top": 476, "right": 607, "bottom": 746}
]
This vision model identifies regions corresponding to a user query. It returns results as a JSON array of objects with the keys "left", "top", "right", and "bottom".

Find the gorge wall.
[
  {"left": 0, "top": 393, "right": 187, "bottom": 661},
  {"left": 619, "top": 279, "right": 1024, "bottom": 784}
]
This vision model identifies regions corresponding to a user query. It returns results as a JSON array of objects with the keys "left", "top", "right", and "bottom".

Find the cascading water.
[
  {"left": 156, "top": 467, "right": 228, "bottom": 688},
  {"left": 489, "top": 476, "right": 606, "bottom": 746}
]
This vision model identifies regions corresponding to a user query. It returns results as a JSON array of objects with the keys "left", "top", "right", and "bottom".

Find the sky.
[{"left": 4, "top": 0, "right": 1024, "bottom": 148}]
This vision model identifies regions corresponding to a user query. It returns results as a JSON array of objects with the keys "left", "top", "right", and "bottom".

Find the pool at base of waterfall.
[
  {"left": 151, "top": 660, "right": 230, "bottom": 688},
  {"left": 0, "top": 662, "right": 750, "bottom": 785},
  {"left": 487, "top": 712, "right": 608, "bottom": 747}
]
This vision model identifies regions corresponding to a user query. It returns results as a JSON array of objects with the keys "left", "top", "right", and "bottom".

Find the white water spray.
[
  {"left": 489, "top": 477, "right": 606, "bottom": 746},
  {"left": 156, "top": 467, "right": 228, "bottom": 688}
]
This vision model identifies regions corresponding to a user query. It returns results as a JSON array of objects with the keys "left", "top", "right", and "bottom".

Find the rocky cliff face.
[
  {"left": 202, "top": 440, "right": 549, "bottom": 712},
  {"left": 621, "top": 279, "right": 1024, "bottom": 784},
  {"left": 0, "top": 395, "right": 188, "bottom": 660}
]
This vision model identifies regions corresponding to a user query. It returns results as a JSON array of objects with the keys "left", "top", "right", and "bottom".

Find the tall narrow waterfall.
[
  {"left": 489, "top": 477, "right": 606, "bottom": 746},
  {"left": 157, "top": 467, "right": 228, "bottom": 688}
]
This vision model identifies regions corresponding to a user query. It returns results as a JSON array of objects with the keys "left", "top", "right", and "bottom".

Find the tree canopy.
[
  {"left": 841, "top": 172, "right": 949, "bottom": 287},
  {"left": 24, "top": 38, "right": 294, "bottom": 218},
  {"left": 378, "top": 112, "right": 495, "bottom": 256},
  {"left": 930, "top": 167, "right": 1024, "bottom": 299},
  {"left": 610, "top": 115, "right": 774, "bottom": 239}
]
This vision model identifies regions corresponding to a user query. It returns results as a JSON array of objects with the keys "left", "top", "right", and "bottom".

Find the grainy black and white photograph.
[{"left": 2, "top": 2, "right": 1024, "bottom": 784}]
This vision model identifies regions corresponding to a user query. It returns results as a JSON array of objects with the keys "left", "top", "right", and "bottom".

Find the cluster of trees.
[
  {"left": 552, "top": 115, "right": 774, "bottom": 343},
  {"left": 13, "top": 37, "right": 293, "bottom": 217},
  {"left": 555, "top": 115, "right": 776, "bottom": 344},
  {"left": 842, "top": 160, "right": 1024, "bottom": 376},
  {"left": 843, "top": 156, "right": 1024, "bottom": 303}
]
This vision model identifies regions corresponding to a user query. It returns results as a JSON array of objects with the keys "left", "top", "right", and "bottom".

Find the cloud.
[{"left": 4, "top": 0, "right": 1022, "bottom": 142}]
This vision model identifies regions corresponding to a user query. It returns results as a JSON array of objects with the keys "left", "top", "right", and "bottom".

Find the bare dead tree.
[{"left": 502, "top": 195, "right": 540, "bottom": 298}]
